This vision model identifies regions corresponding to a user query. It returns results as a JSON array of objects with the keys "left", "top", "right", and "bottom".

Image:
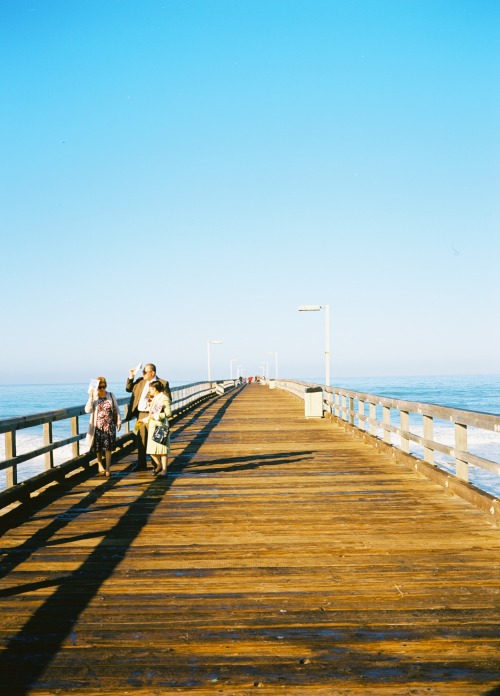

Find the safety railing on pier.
[
  {"left": 0, "top": 380, "right": 235, "bottom": 510},
  {"left": 275, "top": 379, "right": 500, "bottom": 499}
]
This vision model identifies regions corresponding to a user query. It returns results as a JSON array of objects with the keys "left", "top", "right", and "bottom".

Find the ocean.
[{"left": 1, "top": 375, "right": 499, "bottom": 496}]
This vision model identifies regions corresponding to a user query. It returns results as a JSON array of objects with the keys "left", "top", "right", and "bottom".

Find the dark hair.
[
  {"left": 145, "top": 363, "right": 156, "bottom": 373},
  {"left": 150, "top": 380, "right": 164, "bottom": 392}
]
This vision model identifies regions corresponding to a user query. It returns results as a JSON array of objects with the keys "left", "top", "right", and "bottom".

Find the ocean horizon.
[{"left": 1, "top": 373, "right": 499, "bottom": 416}]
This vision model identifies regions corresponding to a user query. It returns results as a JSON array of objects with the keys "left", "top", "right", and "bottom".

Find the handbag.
[{"left": 152, "top": 419, "right": 170, "bottom": 445}]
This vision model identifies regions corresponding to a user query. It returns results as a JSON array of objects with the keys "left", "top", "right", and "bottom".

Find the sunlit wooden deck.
[{"left": 0, "top": 384, "right": 499, "bottom": 695}]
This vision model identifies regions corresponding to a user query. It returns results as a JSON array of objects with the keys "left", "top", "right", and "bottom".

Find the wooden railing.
[
  {"left": 275, "top": 379, "right": 500, "bottom": 494},
  {"left": 0, "top": 381, "right": 234, "bottom": 504}
]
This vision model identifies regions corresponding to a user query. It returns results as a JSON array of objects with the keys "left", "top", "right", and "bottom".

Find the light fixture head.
[{"left": 298, "top": 305, "right": 321, "bottom": 311}]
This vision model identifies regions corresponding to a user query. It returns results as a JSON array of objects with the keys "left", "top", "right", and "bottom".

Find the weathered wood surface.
[{"left": 0, "top": 384, "right": 499, "bottom": 695}]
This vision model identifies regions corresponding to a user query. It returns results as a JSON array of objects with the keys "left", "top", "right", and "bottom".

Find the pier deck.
[{"left": 0, "top": 384, "right": 499, "bottom": 695}]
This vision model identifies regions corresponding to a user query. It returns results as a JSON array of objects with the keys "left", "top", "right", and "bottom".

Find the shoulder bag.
[{"left": 152, "top": 417, "right": 170, "bottom": 445}]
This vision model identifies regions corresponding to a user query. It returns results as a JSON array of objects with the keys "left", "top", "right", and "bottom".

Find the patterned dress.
[{"left": 93, "top": 397, "right": 117, "bottom": 453}]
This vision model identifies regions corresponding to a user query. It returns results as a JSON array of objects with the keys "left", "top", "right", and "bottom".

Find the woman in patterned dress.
[
  {"left": 138, "top": 380, "right": 172, "bottom": 478},
  {"left": 85, "top": 377, "right": 121, "bottom": 477}
]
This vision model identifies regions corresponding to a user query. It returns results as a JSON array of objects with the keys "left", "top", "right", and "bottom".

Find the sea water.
[{"left": 1, "top": 376, "right": 499, "bottom": 496}]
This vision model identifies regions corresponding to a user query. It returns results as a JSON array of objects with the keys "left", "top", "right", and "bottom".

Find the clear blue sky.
[{"left": 1, "top": 0, "right": 499, "bottom": 384}]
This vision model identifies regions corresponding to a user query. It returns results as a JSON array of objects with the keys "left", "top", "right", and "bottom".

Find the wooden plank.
[{"left": 0, "top": 384, "right": 499, "bottom": 695}]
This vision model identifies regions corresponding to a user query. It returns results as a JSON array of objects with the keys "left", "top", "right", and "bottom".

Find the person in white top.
[{"left": 125, "top": 363, "right": 171, "bottom": 471}]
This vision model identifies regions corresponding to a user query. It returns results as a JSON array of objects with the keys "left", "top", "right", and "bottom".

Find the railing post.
[
  {"left": 124, "top": 405, "right": 130, "bottom": 433},
  {"left": 44, "top": 422, "right": 54, "bottom": 469},
  {"left": 455, "top": 422, "right": 468, "bottom": 481},
  {"left": 358, "top": 399, "right": 365, "bottom": 431},
  {"left": 369, "top": 402, "right": 377, "bottom": 436},
  {"left": 400, "top": 410, "right": 410, "bottom": 453},
  {"left": 349, "top": 396, "right": 355, "bottom": 426},
  {"left": 334, "top": 393, "right": 340, "bottom": 417},
  {"left": 5, "top": 430, "right": 17, "bottom": 488},
  {"left": 71, "top": 416, "right": 80, "bottom": 458},
  {"left": 423, "top": 415, "right": 434, "bottom": 464},
  {"left": 326, "top": 391, "right": 333, "bottom": 415},
  {"left": 383, "top": 406, "right": 391, "bottom": 444}
]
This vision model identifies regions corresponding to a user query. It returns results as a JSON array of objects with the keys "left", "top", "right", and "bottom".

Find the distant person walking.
[
  {"left": 138, "top": 380, "right": 172, "bottom": 477},
  {"left": 125, "top": 363, "right": 172, "bottom": 471},
  {"left": 85, "top": 377, "right": 121, "bottom": 477}
]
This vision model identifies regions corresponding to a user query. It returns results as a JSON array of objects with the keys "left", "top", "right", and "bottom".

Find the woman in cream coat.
[{"left": 138, "top": 380, "right": 172, "bottom": 477}]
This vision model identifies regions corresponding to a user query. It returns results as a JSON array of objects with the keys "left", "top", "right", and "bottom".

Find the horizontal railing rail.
[
  {"left": 0, "top": 380, "right": 234, "bottom": 491},
  {"left": 275, "top": 379, "right": 500, "bottom": 493},
  {"left": 274, "top": 379, "right": 318, "bottom": 400}
]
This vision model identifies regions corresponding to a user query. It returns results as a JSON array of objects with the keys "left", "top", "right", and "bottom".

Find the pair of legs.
[
  {"left": 96, "top": 449, "right": 112, "bottom": 477},
  {"left": 135, "top": 411, "right": 150, "bottom": 469},
  {"left": 94, "top": 427, "right": 115, "bottom": 477},
  {"left": 151, "top": 454, "right": 169, "bottom": 477}
]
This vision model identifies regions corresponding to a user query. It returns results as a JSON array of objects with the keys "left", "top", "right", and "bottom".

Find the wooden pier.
[{"left": 0, "top": 384, "right": 499, "bottom": 695}]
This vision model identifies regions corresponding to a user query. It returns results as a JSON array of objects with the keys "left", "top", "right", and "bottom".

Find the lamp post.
[
  {"left": 207, "top": 339, "right": 223, "bottom": 382},
  {"left": 298, "top": 304, "right": 330, "bottom": 386},
  {"left": 230, "top": 358, "right": 238, "bottom": 380},
  {"left": 267, "top": 351, "right": 278, "bottom": 379}
]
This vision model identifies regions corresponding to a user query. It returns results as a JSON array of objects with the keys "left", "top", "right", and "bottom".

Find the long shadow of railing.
[
  {"left": 0, "top": 477, "right": 123, "bottom": 585},
  {"left": 0, "top": 388, "right": 243, "bottom": 695}
]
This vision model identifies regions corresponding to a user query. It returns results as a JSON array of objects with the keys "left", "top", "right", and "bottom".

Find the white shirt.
[{"left": 138, "top": 379, "right": 153, "bottom": 412}]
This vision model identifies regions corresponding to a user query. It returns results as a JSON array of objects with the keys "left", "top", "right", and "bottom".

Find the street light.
[
  {"left": 267, "top": 351, "right": 278, "bottom": 379},
  {"left": 298, "top": 304, "right": 330, "bottom": 386},
  {"left": 207, "top": 339, "right": 223, "bottom": 382},
  {"left": 230, "top": 358, "right": 238, "bottom": 380}
]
